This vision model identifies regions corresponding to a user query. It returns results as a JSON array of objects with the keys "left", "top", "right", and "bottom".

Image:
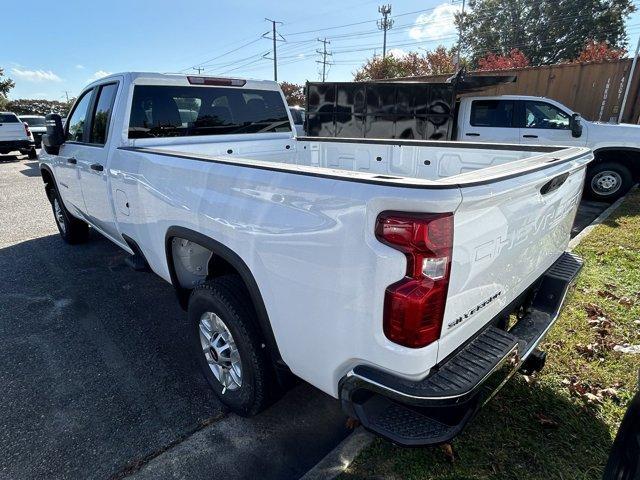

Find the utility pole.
[
  {"left": 452, "top": 0, "right": 466, "bottom": 69},
  {"left": 264, "top": 18, "right": 284, "bottom": 81},
  {"left": 618, "top": 35, "right": 640, "bottom": 124},
  {"left": 62, "top": 91, "right": 69, "bottom": 102},
  {"left": 193, "top": 66, "right": 204, "bottom": 74},
  {"left": 316, "top": 38, "right": 333, "bottom": 82},
  {"left": 377, "top": 5, "right": 394, "bottom": 59}
]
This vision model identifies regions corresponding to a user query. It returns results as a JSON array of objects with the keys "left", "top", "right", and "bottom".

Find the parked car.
[
  {"left": 0, "top": 112, "right": 37, "bottom": 158},
  {"left": 40, "top": 72, "right": 591, "bottom": 446},
  {"left": 289, "top": 105, "right": 305, "bottom": 136},
  {"left": 19, "top": 115, "right": 46, "bottom": 148},
  {"left": 306, "top": 82, "right": 639, "bottom": 201}
]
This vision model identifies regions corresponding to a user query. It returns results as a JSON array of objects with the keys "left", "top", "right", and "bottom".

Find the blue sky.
[{"left": 3, "top": 0, "right": 640, "bottom": 100}]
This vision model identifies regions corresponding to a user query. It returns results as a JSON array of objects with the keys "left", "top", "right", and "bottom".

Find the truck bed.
[{"left": 132, "top": 135, "right": 589, "bottom": 188}]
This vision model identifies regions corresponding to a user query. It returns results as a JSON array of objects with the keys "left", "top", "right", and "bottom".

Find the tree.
[
  {"left": 424, "top": 46, "right": 457, "bottom": 75},
  {"left": 279, "top": 82, "right": 305, "bottom": 106},
  {"left": 574, "top": 40, "right": 627, "bottom": 63},
  {"left": 5, "top": 98, "right": 74, "bottom": 116},
  {"left": 353, "top": 46, "right": 457, "bottom": 81},
  {"left": 0, "top": 67, "right": 15, "bottom": 109},
  {"left": 477, "top": 48, "right": 530, "bottom": 71},
  {"left": 456, "top": 0, "right": 636, "bottom": 67}
]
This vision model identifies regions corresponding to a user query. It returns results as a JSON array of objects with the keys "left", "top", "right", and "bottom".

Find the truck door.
[
  {"left": 77, "top": 82, "right": 120, "bottom": 240},
  {"left": 519, "top": 100, "right": 587, "bottom": 147},
  {"left": 55, "top": 88, "right": 94, "bottom": 213},
  {"left": 461, "top": 99, "right": 520, "bottom": 143}
]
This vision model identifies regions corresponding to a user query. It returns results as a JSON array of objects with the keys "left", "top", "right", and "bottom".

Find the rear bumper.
[
  {"left": 0, "top": 139, "right": 34, "bottom": 151},
  {"left": 339, "top": 251, "right": 583, "bottom": 446}
]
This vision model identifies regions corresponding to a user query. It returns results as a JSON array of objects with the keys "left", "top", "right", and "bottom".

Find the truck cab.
[{"left": 457, "top": 95, "right": 640, "bottom": 200}]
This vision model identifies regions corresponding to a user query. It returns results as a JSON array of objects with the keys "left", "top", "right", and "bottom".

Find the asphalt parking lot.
[
  {"left": 0, "top": 154, "right": 350, "bottom": 480},
  {"left": 0, "top": 153, "right": 610, "bottom": 480}
]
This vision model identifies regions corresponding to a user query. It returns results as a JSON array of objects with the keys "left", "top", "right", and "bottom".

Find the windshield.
[
  {"left": 21, "top": 117, "right": 46, "bottom": 127},
  {"left": 128, "top": 85, "right": 291, "bottom": 139}
]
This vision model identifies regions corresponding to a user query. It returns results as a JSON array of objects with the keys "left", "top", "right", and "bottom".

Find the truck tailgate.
[{"left": 438, "top": 152, "right": 591, "bottom": 361}]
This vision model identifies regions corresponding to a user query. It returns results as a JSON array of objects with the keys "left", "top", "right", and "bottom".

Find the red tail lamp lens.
[{"left": 375, "top": 212, "right": 454, "bottom": 348}]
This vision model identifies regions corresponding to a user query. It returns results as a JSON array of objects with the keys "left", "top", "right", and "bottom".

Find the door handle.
[
  {"left": 67, "top": 157, "right": 77, "bottom": 165},
  {"left": 523, "top": 134, "right": 538, "bottom": 138},
  {"left": 466, "top": 133, "right": 480, "bottom": 137},
  {"left": 90, "top": 163, "right": 104, "bottom": 172}
]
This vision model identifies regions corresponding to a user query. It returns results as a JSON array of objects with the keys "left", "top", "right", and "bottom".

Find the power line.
[
  {"left": 316, "top": 38, "right": 333, "bottom": 81},
  {"left": 377, "top": 4, "right": 394, "bottom": 58}
]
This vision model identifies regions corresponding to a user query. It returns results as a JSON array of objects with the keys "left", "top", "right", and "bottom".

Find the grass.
[{"left": 341, "top": 189, "right": 640, "bottom": 480}]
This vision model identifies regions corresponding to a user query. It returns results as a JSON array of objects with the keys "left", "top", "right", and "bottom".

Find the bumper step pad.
[{"left": 342, "top": 252, "right": 583, "bottom": 446}]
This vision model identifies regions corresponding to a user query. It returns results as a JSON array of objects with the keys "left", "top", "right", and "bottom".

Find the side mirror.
[
  {"left": 43, "top": 113, "right": 65, "bottom": 155},
  {"left": 570, "top": 113, "right": 583, "bottom": 138}
]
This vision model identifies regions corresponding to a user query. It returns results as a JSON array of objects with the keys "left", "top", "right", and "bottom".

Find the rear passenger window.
[
  {"left": 470, "top": 100, "right": 515, "bottom": 128},
  {"left": 128, "top": 85, "right": 291, "bottom": 139},
  {"left": 66, "top": 90, "right": 93, "bottom": 142},
  {"left": 90, "top": 83, "right": 118, "bottom": 145}
]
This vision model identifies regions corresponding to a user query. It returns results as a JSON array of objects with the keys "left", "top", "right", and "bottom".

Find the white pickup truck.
[
  {"left": 455, "top": 95, "right": 640, "bottom": 202},
  {"left": 40, "top": 72, "right": 591, "bottom": 446},
  {"left": 0, "top": 111, "right": 37, "bottom": 158}
]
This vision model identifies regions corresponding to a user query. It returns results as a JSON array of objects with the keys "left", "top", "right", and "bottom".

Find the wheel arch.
[
  {"left": 40, "top": 164, "right": 56, "bottom": 201},
  {"left": 592, "top": 147, "right": 640, "bottom": 178},
  {"left": 164, "top": 226, "right": 286, "bottom": 369}
]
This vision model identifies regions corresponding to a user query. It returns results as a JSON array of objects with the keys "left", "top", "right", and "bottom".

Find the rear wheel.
[
  {"left": 585, "top": 162, "right": 633, "bottom": 202},
  {"left": 188, "top": 275, "right": 273, "bottom": 416},
  {"left": 50, "top": 187, "right": 90, "bottom": 244}
]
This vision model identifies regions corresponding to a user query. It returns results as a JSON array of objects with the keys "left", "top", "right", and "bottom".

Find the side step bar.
[{"left": 340, "top": 252, "right": 583, "bottom": 446}]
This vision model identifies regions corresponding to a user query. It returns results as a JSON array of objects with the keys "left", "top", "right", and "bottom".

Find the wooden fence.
[{"left": 391, "top": 59, "right": 640, "bottom": 124}]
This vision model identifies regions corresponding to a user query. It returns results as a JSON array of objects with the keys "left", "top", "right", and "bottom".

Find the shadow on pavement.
[{"left": 0, "top": 233, "right": 347, "bottom": 479}]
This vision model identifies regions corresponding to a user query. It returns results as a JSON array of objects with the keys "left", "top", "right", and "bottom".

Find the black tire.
[
  {"left": 584, "top": 162, "right": 633, "bottom": 202},
  {"left": 28, "top": 148, "right": 38, "bottom": 159},
  {"left": 49, "top": 186, "right": 90, "bottom": 244},
  {"left": 188, "top": 275, "right": 273, "bottom": 416}
]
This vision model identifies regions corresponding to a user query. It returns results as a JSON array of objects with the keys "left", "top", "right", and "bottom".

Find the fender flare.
[
  {"left": 164, "top": 226, "right": 285, "bottom": 368},
  {"left": 39, "top": 164, "right": 57, "bottom": 200},
  {"left": 593, "top": 146, "right": 640, "bottom": 157}
]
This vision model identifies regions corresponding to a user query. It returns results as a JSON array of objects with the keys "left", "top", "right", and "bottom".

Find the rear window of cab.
[
  {"left": 0, "top": 114, "right": 20, "bottom": 123},
  {"left": 128, "top": 85, "right": 291, "bottom": 139}
]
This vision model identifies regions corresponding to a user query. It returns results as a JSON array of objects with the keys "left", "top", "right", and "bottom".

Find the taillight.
[
  {"left": 23, "top": 122, "right": 32, "bottom": 137},
  {"left": 375, "top": 212, "right": 454, "bottom": 348}
]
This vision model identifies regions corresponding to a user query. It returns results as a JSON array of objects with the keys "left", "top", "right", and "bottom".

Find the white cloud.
[
  {"left": 11, "top": 68, "right": 62, "bottom": 83},
  {"left": 387, "top": 48, "right": 408, "bottom": 58},
  {"left": 75, "top": 64, "right": 85, "bottom": 69},
  {"left": 409, "top": 3, "right": 461, "bottom": 41},
  {"left": 87, "top": 70, "right": 112, "bottom": 82}
]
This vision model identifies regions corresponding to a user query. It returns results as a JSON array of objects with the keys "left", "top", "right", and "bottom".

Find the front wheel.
[
  {"left": 585, "top": 162, "right": 633, "bottom": 202},
  {"left": 188, "top": 275, "right": 274, "bottom": 416},
  {"left": 28, "top": 148, "right": 38, "bottom": 159}
]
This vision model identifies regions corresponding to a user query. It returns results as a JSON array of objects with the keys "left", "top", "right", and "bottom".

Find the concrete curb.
[
  {"left": 299, "top": 428, "right": 374, "bottom": 480},
  {"left": 568, "top": 186, "right": 637, "bottom": 251}
]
